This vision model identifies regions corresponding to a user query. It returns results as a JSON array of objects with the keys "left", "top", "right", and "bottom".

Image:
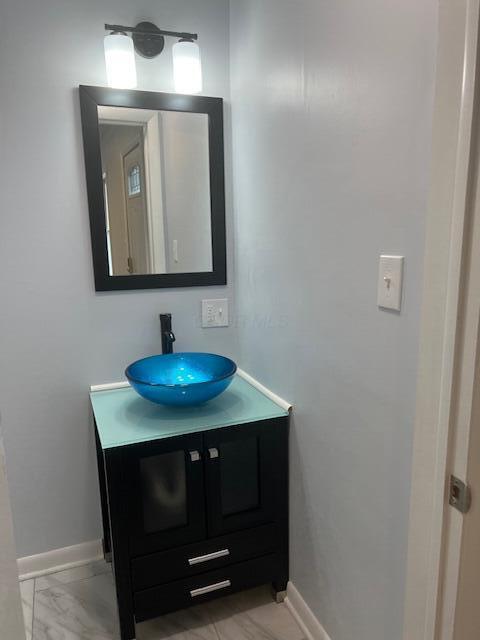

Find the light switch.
[
  {"left": 202, "top": 299, "right": 229, "bottom": 328},
  {"left": 377, "top": 255, "right": 404, "bottom": 311}
]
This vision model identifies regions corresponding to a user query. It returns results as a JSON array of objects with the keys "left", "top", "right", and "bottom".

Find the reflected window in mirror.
[
  {"left": 127, "top": 164, "right": 141, "bottom": 197},
  {"left": 79, "top": 86, "right": 226, "bottom": 291}
]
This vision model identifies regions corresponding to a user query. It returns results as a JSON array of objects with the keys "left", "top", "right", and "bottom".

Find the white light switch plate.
[
  {"left": 202, "top": 299, "right": 229, "bottom": 328},
  {"left": 377, "top": 255, "right": 404, "bottom": 311}
]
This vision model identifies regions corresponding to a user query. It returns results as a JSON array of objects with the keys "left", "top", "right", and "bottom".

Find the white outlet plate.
[
  {"left": 377, "top": 255, "right": 404, "bottom": 311},
  {"left": 202, "top": 299, "right": 229, "bottom": 328}
]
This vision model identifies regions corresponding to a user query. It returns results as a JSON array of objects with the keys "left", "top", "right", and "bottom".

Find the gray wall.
[
  {"left": 162, "top": 112, "right": 213, "bottom": 273},
  {"left": 229, "top": 2, "right": 437, "bottom": 639},
  {"left": 0, "top": 0, "right": 234, "bottom": 558},
  {"left": 0, "top": 431, "right": 25, "bottom": 639},
  {"left": 0, "top": 5, "right": 439, "bottom": 639}
]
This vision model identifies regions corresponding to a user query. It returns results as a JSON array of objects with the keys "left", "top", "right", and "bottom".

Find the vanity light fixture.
[
  {"left": 104, "top": 22, "right": 202, "bottom": 93},
  {"left": 104, "top": 31, "right": 137, "bottom": 89},
  {"left": 172, "top": 38, "right": 202, "bottom": 94}
]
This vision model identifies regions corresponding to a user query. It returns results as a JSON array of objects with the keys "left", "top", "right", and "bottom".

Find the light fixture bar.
[{"left": 104, "top": 23, "right": 198, "bottom": 41}]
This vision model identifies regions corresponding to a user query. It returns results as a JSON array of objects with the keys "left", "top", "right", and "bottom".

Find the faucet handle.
[{"left": 160, "top": 314, "right": 175, "bottom": 354}]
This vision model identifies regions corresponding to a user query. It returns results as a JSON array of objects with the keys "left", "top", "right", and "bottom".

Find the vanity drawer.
[
  {"left": 134, "top": 553, "right": 278, "bottom": 621},
  {"left": 131, "top": 523, "right": 277, "bottom": 590}
]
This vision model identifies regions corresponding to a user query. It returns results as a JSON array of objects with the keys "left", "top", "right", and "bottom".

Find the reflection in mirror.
[{"left": 98, "top": 106, "right": 212, "bottom": 276}]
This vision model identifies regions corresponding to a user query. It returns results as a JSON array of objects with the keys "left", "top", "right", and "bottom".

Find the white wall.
[
  {"left": 0, "top": 7, "right": 440, "bottom": 640},
  {"left": 0, "top": 432, "right": 25, "bottom": 639},
  {"left": 0, "top": 0, "right": 233, "bottom": 558},
  {"left": 162, "top": 112, "right": 213, "bottom": 273},
  {"left": 229, "top": 2, "right": 437, "bottom": 639}
]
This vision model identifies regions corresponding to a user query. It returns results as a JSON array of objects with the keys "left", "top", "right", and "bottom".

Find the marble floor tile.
[
  {"left": 137, "top": 604, "right": 219, "bottom": 640},
  {"left": 35, "top": 560, "right": 111, "bottom": 592},
  {"left": 31, "top": 568, "right": 219, "bottom": 640},
  {"left": 33, "top": 571, "right": 118, "bottom": 640},
  {"left": 29, "top": 560, "right": 303, "bottom": 640},
  {"left": 20, "top": 578, "right": 34, "bottom": 640},
  {"left": 207, "top": 587, "right": 305, "bottom": 640}
]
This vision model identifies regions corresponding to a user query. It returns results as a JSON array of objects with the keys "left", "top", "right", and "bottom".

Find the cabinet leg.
[
  {"left": 104, "top": 449, "right": 136, "bottom": 640},
  {"left": 119, "top": 629, "right": 135, "bottom": 640},
  {"left": 116, "top": 605, "right": 135, "bottom": 640},
  {"left": 102, "top": 538, "right": 112, "bottom": 563},
  {"left": 272, "top": 580, "right": 288, "bottom": 603},
  {"left": 118, "top": 621, "right": 135, "bottom": 640}
]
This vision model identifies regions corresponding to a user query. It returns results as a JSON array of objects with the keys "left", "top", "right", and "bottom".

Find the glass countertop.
[{"left": 91, "top": 374, "right": 289, "bottom": 450}]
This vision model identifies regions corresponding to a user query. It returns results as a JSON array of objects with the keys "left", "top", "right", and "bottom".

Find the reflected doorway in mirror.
[{"left": 98, "top": 106, "right": 212, "bottom": 277}]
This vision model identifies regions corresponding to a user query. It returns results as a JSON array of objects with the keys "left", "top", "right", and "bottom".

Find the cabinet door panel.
[
  {"left": 220, "top": 436, "right": 260, "bottom": 516},
  {"left": 125, "top": 433, "right": 206, "bottom": 556},
  {"left": 140, "top": 450, "right": 188, "bottom": 533},
  {"left": 205, "top": 419, "right": 282, "bottom": 537}
]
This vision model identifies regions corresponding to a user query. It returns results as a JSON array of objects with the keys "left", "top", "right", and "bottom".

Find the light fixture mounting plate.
[{"left": 132, "top": 21, "right": 165, "bottom": 59}]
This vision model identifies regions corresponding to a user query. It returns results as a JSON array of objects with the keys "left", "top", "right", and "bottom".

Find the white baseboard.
[
  {"left": 285, "top": 582, "right": 332, "bottom": 640},
  {"left": 18, "top": 539, "right": 103, "bottom": 581}
]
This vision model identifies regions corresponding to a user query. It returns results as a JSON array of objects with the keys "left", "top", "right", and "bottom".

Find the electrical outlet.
[{"left": 202, "top": 299, "right": 229, "bottom": 328}]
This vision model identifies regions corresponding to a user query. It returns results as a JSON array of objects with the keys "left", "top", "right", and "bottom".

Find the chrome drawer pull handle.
[
  {"left": 189, "top": 450, "right": 201, "bottom": 462},
  {"left": 188, "top": 549, "right": 230, "bottom": 565},
  {"left": 190, "top": 580, "right": 231, "bottom": 598},
  {"left": 208, "top": 447, "right": 219, "bottom": 459}
]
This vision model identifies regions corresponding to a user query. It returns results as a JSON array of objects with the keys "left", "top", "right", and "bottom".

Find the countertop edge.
[
  {"left": 90, "top": 370, "right": 293, "bottom": 413},
  {"left": 101, "top": 410, "right": 289, "bottom": 450}
]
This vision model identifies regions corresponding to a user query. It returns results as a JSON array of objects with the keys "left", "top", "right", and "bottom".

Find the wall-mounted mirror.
[{"left": 79, "top": 86, "right": 226, "bottom": 291}]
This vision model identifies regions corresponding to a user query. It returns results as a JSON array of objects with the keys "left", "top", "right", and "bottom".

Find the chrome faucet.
[{"left": 160, "top": 314, "right": 176, "bottom": 354}]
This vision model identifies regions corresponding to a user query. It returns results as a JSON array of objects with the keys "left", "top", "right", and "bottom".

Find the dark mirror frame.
[{"left": 79, "top": 85, "right": 227, "bottom": 291}]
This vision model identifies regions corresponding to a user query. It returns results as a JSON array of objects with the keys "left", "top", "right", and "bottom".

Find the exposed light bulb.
[
  {"left": 172, "top": 39, "right": 202, "bottom": 94},
  {"left": 104, "top": 33, "right": 137, "bottom": 89}
]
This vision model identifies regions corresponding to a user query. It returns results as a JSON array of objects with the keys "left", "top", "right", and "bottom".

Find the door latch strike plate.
[{"left": 449, "top": 475, "right": 472, "bottom": 514}]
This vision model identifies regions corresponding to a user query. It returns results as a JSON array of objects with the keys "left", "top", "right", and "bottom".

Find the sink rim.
[{"left": 125, "top": 352, "right": 237, "bottom": 389}]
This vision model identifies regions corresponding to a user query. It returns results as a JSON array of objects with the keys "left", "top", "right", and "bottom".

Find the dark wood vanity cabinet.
[{"left": 95, "top": 416, "right": 289, "bottom": 640}]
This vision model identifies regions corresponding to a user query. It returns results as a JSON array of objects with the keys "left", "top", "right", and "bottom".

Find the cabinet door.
[
  {"left": 204, "top": 419, "right": 282, "bottom": 537},
  {"left": 125, "top": 433, "right": 206, "bottom": 556}
]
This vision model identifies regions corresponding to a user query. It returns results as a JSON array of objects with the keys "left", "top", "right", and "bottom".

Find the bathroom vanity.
[{"left": 91, "top": 374, "right": 290, "bottom": 640}]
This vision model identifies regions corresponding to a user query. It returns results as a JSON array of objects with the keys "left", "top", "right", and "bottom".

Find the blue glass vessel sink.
[{"left": 125, "top": 353, "right": 237, "bottom": 407}]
